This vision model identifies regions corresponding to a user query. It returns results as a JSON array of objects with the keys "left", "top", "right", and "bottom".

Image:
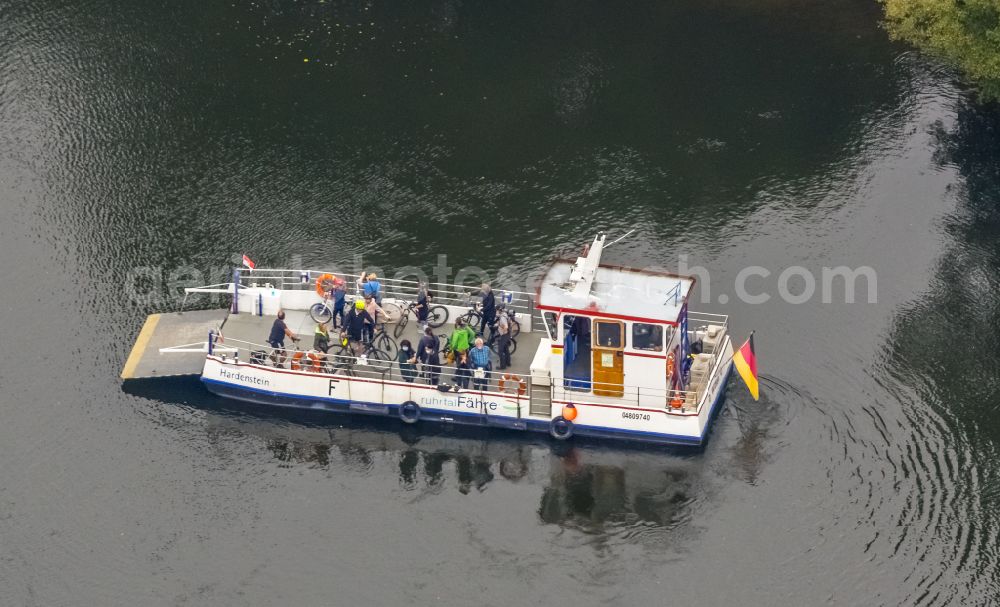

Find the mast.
[{"left": 568, "top": 232, "right": 606, "bottom": 298}]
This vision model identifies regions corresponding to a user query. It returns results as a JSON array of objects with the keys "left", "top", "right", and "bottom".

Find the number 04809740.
[{"left": 622, "top": 411, "right": 651, "bottom": 421}]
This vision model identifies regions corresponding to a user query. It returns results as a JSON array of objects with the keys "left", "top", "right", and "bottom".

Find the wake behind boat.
[{"left": 121, "top": 234, "right": 737, "bottom": 446}]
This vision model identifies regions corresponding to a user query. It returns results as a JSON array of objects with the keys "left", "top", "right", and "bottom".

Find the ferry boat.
[{"left": 121, "top": 234, "right": 735, "bottom": 446}]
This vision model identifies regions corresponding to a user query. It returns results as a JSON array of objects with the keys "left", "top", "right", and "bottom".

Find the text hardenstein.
[{"left": 219, "top": 367, "right": 270, "bottom": 386}]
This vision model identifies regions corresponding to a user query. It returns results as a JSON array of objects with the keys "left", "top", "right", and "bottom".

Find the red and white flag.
[{"left": 242, "top": 254, "right": 256, "bottom": 271}]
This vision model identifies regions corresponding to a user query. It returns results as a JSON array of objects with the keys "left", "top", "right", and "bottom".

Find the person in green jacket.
[{"left": 448, "top": 318, "right": 476, "bottom": 358}]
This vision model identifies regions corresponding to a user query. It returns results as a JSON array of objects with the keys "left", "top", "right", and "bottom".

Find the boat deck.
[
  {"left": 220, "top": 309, "right": 545, "bottom": 387},
  {"left": 121, "top": 309, "right": 229, "bottom": 379}
]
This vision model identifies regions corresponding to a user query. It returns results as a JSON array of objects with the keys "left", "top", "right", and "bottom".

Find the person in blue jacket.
[
  {"left": 358, "top": 272, "right": 382, "bottom": 305},
  {"left": 330, "top": 277, "right": 347, "bottom": 328}
]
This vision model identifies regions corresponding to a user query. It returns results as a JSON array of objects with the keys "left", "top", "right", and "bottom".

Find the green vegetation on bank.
[{"left": 882, "top": 0, "right": 1000, "bottom": 101}]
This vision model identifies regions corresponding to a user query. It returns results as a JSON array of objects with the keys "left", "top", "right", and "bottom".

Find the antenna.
[{"left": 603, "top": 229, "right": 635, "bottom": 249}]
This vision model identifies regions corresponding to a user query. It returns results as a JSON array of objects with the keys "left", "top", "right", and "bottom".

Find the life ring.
[
  {"left": 399, "top": 401, "right": 421, "bottom": 424},
  {"left": 315, "top": 273, "right": 336, "bottom": 296},
  {"left": 290, "top": 350, "right": 306, "bottom": 371},
  {"left": 498, "top": 373, "right": 527, "bottom": 396},
  {"left": 307, "top": 351, "right": 323, "bottom": 373},
  {"left": 670, "top": 396, "right": 685, "bottom": 410},
  {"left": 549, "top": 416, "right": 573, "bottom": 440},
  {"left": 666, "top": 352, "right": 675, "bottom": 378}
]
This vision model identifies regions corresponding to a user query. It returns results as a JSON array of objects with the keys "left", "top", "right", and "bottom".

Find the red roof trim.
[
  {"left": 536, "top": 304, "right": 679, "bottom": 326},
  {"left": 624, "top": 351, "right": 668, "bottom": 359}
]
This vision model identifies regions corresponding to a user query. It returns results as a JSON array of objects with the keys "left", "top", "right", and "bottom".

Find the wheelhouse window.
[
  {"left": 631, "top": 323, "right": 664, "bottom": 351},
  {"left": 542, "top": 312, "right": 558, "bottom": 341},
  {"left": 594, "top": 320, "right": 623, "bottom": 348}
]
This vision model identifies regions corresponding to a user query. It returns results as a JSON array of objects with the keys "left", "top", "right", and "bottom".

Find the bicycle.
[
  {"left": 330, "top": 334, "right": 392, "bottom": 376},
  {"left": 310, "top": 294, "right": 354, "bottom": 325},
  {"left": 458, "top": 299, "right": 483, "bottom": 328},
  {"left": 369, "top": 323, "right": 398, "bottom": 360},
  {"left": 379, "top": 301, "right": 404, "bottom": 325},
  {"left": 392, "top": 299, "right": 449, "bottom": 338},
  {"left": 505, "top": 309, "right": 521, "bottom": 339},
  {"left": 485, "top": 323, "right": 518, "bottom": 356},
  {"left": 459, "top": 298, "right": 521, "bottom": 338},
  {"left": 437, "top": 332, "right": 451, "bottom": 354}
]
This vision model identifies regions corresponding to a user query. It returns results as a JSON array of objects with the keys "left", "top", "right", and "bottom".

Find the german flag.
[{"left": 733, "top": 332, "right": 759, "bottom": 401}]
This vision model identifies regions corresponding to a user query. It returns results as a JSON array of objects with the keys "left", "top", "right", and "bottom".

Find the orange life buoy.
[
  {"left": 307, "top": 351, "right": 322, "bottom": 373},
  {"left": 315, "top": 273, "right": 336, "bottom": 296},
  {"left": 290, "top": 350, "right": 306, "bottom": 371},
  {"left": 666, "top": 352, "right": 675, "bottom": 378},
  {"left": 670, "top": 396, "right": 685, "bottom": 410},
  {"left": 498, "top": 373, "right": 527, "bottom": 396}
]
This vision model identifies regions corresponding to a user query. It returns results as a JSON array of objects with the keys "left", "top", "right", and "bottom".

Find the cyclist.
[
  {"left": 478, "top": 283, "right": 496, "bottom": 334},
  {"left": 267, "top": 310, "right": 299, "bottom": 368},
  {"left": 415, "top": 285, "right": 434, "bottom": 330},
  {"left": 342, "top": 299, "right": 373, "bottom": 357}
]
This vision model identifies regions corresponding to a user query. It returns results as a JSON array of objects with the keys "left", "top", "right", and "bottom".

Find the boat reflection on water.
[
  {"left": 253, "top": 419, "right": 701, "bottom": 530},
  {"left": 126, "top": 376, "right": 715, "bottom": 531},
  {"left": 537, "top": 449, "right": 695, "bottom": 530}
]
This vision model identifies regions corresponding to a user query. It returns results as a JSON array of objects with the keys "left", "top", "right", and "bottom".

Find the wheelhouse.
[{"left": 534, "top": 234, "right": 707, "bottom": 409}]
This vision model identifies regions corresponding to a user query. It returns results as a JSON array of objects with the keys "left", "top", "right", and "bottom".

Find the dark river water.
[{"left": 2, "top": 0, "right": 999, "bottom": 605}]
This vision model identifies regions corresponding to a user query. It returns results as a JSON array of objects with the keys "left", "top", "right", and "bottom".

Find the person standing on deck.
[
  {"left": 342, "top": 299, "right": 373, "bottom": 357},
  {"left": 363, "top": 295, "right": 386, "bottom": 344},
  {"left": 418, "top": 341, "right": 441, "bottom": 385},
  {"left": 469, "top": 337, "right": 491, "bottom": 390},
  {"left": 267, "top": 310, "right": 299, "bottom": 368},
  {"left": 478, "top": 284, "right": 496, "bottom": 335},
  {"left": 417, "top": 325, "right": 438, "bottom": 356},
  {"left": 495, "top": 305, "right": 512, "bottom": 370},
  {"left": 454, "top": 350, "right": 472, "bottom": 389},
  {"left": 313, "top": 321, "right": 331, "bottom": 353},
  {"left": 448, "top": 317, "right": 475, "bottom": 360},
  {"left": 330, "top": 277, "right": 347, "bottom": 328},
  {"left": 397, "top": 339, "right": 418, "bottom": 383},
  {"left": 358, "top": 272, "right": 383, "bottom": 305},
  {"left": 415, "top": 284, "right": 433, "bottom": 330}
]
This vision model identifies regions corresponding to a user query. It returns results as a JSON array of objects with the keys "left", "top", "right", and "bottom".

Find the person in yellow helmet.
[{"left": 341, "top": 298, "right": 373, "bottom": 357}]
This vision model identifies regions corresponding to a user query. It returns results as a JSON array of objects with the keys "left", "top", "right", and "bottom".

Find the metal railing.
[
  {"left": 226, "top": 268, "right": 546, "bottom": 333},
  {"left": 683, "top": 311, "right": 730, "bottom": 401},
  {"left": 201, "top": 334, "right": 707, "bottom": 414}
]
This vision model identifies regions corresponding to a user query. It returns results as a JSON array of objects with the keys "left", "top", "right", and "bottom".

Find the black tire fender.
[
  {"left": 549, "top": 416, "right": 573, "bottom": 440},
  {"left": 399, "top": 400, "right": 421, "bottom": 424}
]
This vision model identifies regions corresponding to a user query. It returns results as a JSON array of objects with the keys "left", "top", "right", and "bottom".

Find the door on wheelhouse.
[
  {"left": 563, "top": 315, "right": 592, "bottom": 391},
  {"left": 591, "top": 320, "right": 624, "bottom": 397}
]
